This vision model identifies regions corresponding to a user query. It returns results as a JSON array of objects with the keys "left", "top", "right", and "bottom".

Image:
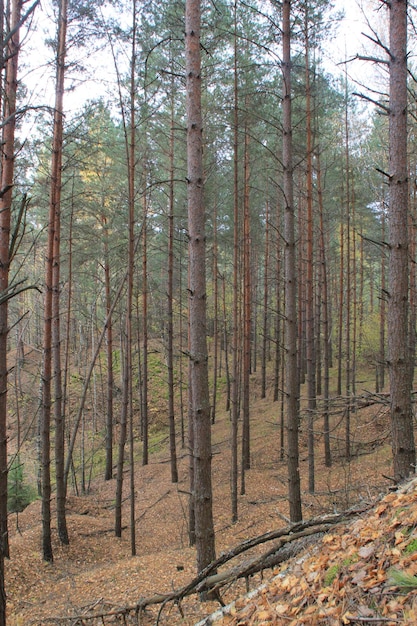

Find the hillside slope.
[
  {"left": 5, "top": 388, "right": 413, "bottom": 625},
  {"left": 199, "top": 478, "right": 417, "bottom": 625}
]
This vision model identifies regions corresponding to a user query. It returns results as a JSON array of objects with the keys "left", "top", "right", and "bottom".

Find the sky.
[
  {"left": 324, "top": 1, "right": 383, "bottom": 86},
  {"left": 17, "top": 0, "right": 386, "bottom": 130}
]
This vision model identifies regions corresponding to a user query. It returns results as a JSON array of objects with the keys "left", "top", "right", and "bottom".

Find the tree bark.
[
  {"left": 304, "top": 11, "right": 316, "bottom": 494},
  {"left": 241, "top": 119, "right": 251, "bottom": 494},
  {"left": 261, "top": 199, "right": 270, "bottom": 399},
  {"left": 282, "top": 0, "right": 302, "bottom": 522},
  {"left": 387, "top": 0, "right": 416, "bottom": 481},
  {"left": 167, "top": 72, "right": 178, "bottom": 483},
  {"left": 378, "top": 206, "right": 386, "bottom": 393},
  {"left": 211, "top": 198, "right": 219, "bottom": 425},
  {"left": 52, "top": 0, "right": 69, "bottom": 547},
  {"left": 115, "top": 3, "right": 137, "bottom": 546},
  {"left": 185, "top": 0, "right": 216, "bottom": 572},
  {"left": 104, "top": 217, "right": 114, "bottom": 481},
  {"left": 231, "top": 0, "right": 239, "bottom": 523},
  {"left": 316, "top": 149, "right": 331, "bottom": 467},
  {"left": 0, "top": 0, "right": 24, "bottom": 617}
]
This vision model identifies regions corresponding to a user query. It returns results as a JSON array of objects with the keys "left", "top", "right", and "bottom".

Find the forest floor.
[{"left": 5, "top": 374, "right": 417, "bottom": 625}]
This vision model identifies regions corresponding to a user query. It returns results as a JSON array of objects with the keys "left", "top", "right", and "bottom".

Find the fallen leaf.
[
  {"left": 274, "top": 603, "right": 289, "bottom": 615},
  {"left": 358, "top": 544, "right": 376, "bottom": 559},
  {"left": 351, "top": 568, "right": 367, "bottom": 585}
]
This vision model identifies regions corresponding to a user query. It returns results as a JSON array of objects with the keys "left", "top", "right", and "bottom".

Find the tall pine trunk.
[
  {"left": 104, "top": 217, "right": 114, "bottom": 480},
  {"left": 167, "top": 74, "right": 178, "bottom": 483},
  {"left": 0, "top": 0, "right": 24, "bottom": 616},
  {"left": 388, "top": 0, "right": 416, "bottom": 481},
  {"left": 377, "top": 205, "right": 386, "bottom": 393},
  {"left": 241, "top": 121, "right": 251, "bottom": 494},
  {"left": 41, "top": 0, "right": 70, "bottom": 560},
  {"left": 304, "top": 15, "right": 316, "bottom": 494},
  {"left": 230, "top": 0, "right": 239, "bottom": 523},
  {"left": 185, "top": 0, "right": 216, "bottom": 572},
  {"left": 261, "top": 199, "right": 270, "bottom": 399},
  {"left": 282, "top": 0, "right": 302, "bottom": 522},
  {"left": 316, "top": 149, "right": 331, "bottom": 467},
  {"left": 115, "top": 2, "right": 137, "bottom": 546},
  {"left": 52, "top": 0, "right": 69, "bottom": 546}
]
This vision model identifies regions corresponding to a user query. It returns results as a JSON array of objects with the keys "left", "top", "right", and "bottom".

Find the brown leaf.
[{"left": 358, "top": 545, "right": 376, "bottom": 559}]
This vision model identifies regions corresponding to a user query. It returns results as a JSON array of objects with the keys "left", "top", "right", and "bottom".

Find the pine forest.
[{"left": 1, "top": 0, "right": 417, "bottom": 624}]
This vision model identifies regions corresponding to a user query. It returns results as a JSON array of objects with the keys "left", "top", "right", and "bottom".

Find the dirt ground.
[{"left": 5, "top": 388, "right": 403, "bottom": 625}]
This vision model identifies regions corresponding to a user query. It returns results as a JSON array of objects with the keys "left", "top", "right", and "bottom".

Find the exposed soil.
[{"left": 6, "top": 379, "right": 412, "bottom": 625}]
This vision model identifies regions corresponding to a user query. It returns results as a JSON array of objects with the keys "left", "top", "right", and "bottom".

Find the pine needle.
[{"left": 388, "top": 568, "right": 417, "bottom": 589}]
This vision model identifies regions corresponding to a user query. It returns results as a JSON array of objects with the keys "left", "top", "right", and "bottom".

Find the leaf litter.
[
  {"left": 201, "top": 478, "right": 417, "bottom": 625},
  {"left": 5, "top": 396, "right": 417, "bottom": 625}
]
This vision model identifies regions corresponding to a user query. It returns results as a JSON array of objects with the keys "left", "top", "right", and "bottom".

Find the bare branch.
[
  {"left": 362, "top": 31, "right": 392, "bottom": 59},
  {"left": 352, "top": 92, "right": 390, "bottom": 112},
  {"left": 354, "top": 53, "right": 389, "bottom": 66},
  {"left": 0, "top": 280, "right": 40, "bottom": 306},
  {"left": 3, "top": 0, "right": 40, "bottom": 54}
]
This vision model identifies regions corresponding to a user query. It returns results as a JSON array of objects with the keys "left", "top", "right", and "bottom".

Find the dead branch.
[{"left": 195, "top": 524, "right": 332, "bottom": 594}]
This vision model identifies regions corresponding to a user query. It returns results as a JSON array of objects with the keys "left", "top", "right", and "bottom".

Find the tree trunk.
[
  {"left": 52, "top": 0, "right": 69, "bottom": 546},
  {"left": 388, "top": 0, "right": 416, "bottom": 481},
  {"left": 344, "top": 74, "right": 351, "bottom": 462},
  {"left": 185, "top": 0, "right": 216, "bottom": 572},
  {"left": 408, "top": 178, "right": 416, "bottom": 387},
  {"left": 0, "top": 0, "right": 24, "bottom": 616},
  {"left": 241, "top": 120, "right": 251, "bottom": 494},
  {"left": 378, "top": 206, "right": 386, "bottom": 393},
  {"left": 304, "top": 14, "right": 316, "bottom": 494},
  {"left": 115, "top": 3, "right": 137, "bottom": 545},
  {"left": 221, "top": 274, "right": 231, "bottom": 413},
  {"left": 261, "top": 199, "right": 270, "bottom": 399},
  {"left": 104, "top": 217, "right": 114, "bottom": 480},
  {"left": 168, "top": 75, "right": 178, "bottom": 483},
  {"left": 41, "top": 0, "right": 67, "bottom": 558},
  {"left": 231, "top": 0, "right": 239, "bottom": 523},
  {"left": 141, "top": 188, "right": 149, "bottom": 467},
  {"left": 337, "top": 200, "right": 344, "bottom": 397},
  {"left": 282, "top": 0, "right": 302, "bottom": 522},
  {"left": 316, "top": 149, "right": 331, "bottom": 467},
  {"left": 211, "top": 199, "right": 219, "bottom": 425}
]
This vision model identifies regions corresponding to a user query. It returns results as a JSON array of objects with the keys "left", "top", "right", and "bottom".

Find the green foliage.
[
  {"left": 342, "top": 554, "right": 358, "bottom": 567},
  {"left": 404, "top": 538, "right": 417, "bottom": 554},
  {"left": 356, "top": 311, "right": 381, "bottom": 364},
  {"left": 8, "top": 457, "right": 37, "bottom": 513},
  {"left": 388, "top": 568, "right": 417, "bottom": 590},
  {"left": 324, "top": 564, "right": 339, "bottom": 586}
]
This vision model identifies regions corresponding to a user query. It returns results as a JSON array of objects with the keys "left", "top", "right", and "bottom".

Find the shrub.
[{"left": 7, "top": 456, "right": 37, "bottom": 513}]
